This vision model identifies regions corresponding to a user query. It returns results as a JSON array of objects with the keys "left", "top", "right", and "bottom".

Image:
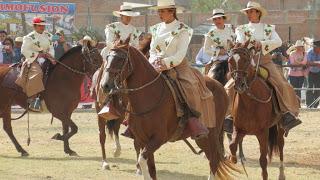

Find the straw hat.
[
  {"left": 32, "top": 16, "right": 49, "bottom": 26},
  {"left": 14, "top": 37, "right": 23, "bottom": 42},
  {"left": 207, "top": 9, "right": 230, "bottom": 21},
  {"left": 286, "top": 40, "right": 305, "bottom": 55},
  {"left": 240, "top": 1, "right": 268, "bottom": 19},
  {"left": 113, "top": 5, "right": 140, "bottom": 17},
  {"left": 55, "top": 29, "right": 65, "bottom": 36},
  {"left": 149, "top": 0, "right": 184, "bottom": 12},
  {"left": 79, "top": 35, "right": 97, "bottom": 47}
]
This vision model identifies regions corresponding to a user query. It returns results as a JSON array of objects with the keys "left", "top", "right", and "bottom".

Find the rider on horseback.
[
  {"left": 98, "top": 4, "right": 142, "bottom": 119},
  {"left": 15, "top": 16, "right": 56, "bottom": 112},
  {"left": 225, "top": 1, "right": 301, "bottom": 135}
]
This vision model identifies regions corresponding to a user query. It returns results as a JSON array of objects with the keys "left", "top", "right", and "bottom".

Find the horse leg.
[
  {"left": 229, "top": 130, "right": 245, "bottom": 164},
  {"left": 256, "top": 130, "right": 269, "bottom": 180},
  {"left": 98, "top": 118, "right": 109, "bottom": 170},
  {"left": 138, "top": 137, "right": 162, "bottom": 180},
  {"left": 62, "top": 119, "right": 78, "bottom": 156},
  {"left": 134, "top": 139, "right": 142, "bottom": 175},
  {"left": 113, "top": 119, "right": 121, "bottom": 158},
  {"left": 278, "top": 126, "right": 286, "bottom": 180},
  {"left": 227, "top": 131, "right": 245, "bottom": 161},
  {"left": 2, "top": 111, "right": 29, "bottom": 156}
]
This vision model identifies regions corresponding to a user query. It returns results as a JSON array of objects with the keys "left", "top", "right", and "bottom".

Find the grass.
[{"left": 0, "top": 111, "right": 320, "bottom": 180}]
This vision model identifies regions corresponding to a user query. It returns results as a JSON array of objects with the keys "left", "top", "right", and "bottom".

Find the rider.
[
  {"left": 146, "top": 0, "right": 213, "bottom": 139},
  {"left": 98, "top": 4, "right": 142, "bottom": 119},
  {"left": 204, "top": 8, "right": 236, "bottom": 82},
  {"left": 225, "top": 1, "right": 301, "bottom": 135},
  {"left": 15, "top": 16, "right": 56, "bottom": 112}
]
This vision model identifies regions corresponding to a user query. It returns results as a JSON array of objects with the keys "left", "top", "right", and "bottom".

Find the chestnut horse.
[
  {"left": 228, "top": 44, "right": 285, "bottom": 180},
  {"left": 101, "top": 43, "right": 240, "bottom": 179},
  {"left": 0, "top": 44, "right": 102, "bottom": 156}
]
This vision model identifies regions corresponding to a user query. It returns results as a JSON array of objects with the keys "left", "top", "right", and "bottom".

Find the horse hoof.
[
  {"left": 102, "top": 162, "right": 110, "bottom": 170},
  {"left": 68, "top": 151, "right": 79, "bottom": 157},
  {"left": 51, "top": 133, "right": 63, "bottom": 141},
  {"left": 136, "top": 169, "right": 142, "bottom": 176},
  {"left": 229, "top": 155, "right": 237, "bottom": 164},
  {"left": 113, "top": 149, "right": 121, "bottom": 158},
  {"left": 21, "top": 152, "right": 29, "bottom": 157}
]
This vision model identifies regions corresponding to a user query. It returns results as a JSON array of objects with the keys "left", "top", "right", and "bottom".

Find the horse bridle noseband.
[{"left": 229, "top": 47, "right": 272, "bottom": 103}]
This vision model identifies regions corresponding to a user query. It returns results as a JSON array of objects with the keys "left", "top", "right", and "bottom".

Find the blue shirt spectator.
[
  {"left": 307, "top": 47, "right": 320, "bottom": 73},
  {"left": 12, "top": 37, "right": 23, "bottom": 63},
  {"left": 195, "top": 47, "right": 211, "bottom": 65}
]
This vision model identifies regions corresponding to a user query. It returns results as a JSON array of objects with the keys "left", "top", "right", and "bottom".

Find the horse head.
[
  {"left": 102, "top": 36, "right": 133, "bottom": 93},
  {"left": 228, "top": 40, "right": 256, "bottom": 93},
  {"left": 81, "top": 41, "right": 103, "bottom": 77}
]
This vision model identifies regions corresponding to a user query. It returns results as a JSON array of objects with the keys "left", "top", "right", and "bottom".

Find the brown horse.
[
  {"left": 101, "top": 43, "right": 240, "bottom": 179},
  {"left": 95, "top": 36, "right": 152, "bottom": 170},
  {"left": 0, "top": 44, "right": 102, "bottom": 156},
  {"left": 228, "top": 44, "right": 285, "bottom": 180}
]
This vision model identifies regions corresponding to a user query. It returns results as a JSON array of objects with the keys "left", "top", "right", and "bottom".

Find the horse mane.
[{"left": 58, "top": 45, "right": 82, "bottom": 61}]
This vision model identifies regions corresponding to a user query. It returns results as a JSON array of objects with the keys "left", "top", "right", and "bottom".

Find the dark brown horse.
[
  {"left": 228, "top": 43, "right": 285, "bottom": 180},
  {"left": 0, "top": 44, "right": 102, "bottom": 156},
  {"left": 101, "top": 43, "right": 240, "bottom": 179}
]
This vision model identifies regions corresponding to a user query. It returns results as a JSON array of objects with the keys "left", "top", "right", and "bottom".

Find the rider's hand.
[
  {"left": 152, "top": 58, "right": 167, "bottom": 72},
  {"left": 255, "top": 41, "right": 262, "bottom": 51}
]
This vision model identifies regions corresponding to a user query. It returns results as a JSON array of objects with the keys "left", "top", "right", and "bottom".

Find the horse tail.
[
  {"left": 106, "top": 120, "right": 117, "bottom": 138},
  {"left": 211, "top": 127, "right": 243, "bottom": 179},
  {"left": 11, "top": 109, "right": 28, "bottom": 120},
  {"left": 268, "top": 125, "right": 279, "bottom": 161}
]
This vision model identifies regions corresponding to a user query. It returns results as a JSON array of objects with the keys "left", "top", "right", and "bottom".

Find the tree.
[{"left": 191, "top": 0, "right": 241, "bottom": 13}]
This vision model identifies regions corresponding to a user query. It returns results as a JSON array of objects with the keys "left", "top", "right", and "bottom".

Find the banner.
[{"left": 0, "top": 2, "right": 76, "bottom": 15}]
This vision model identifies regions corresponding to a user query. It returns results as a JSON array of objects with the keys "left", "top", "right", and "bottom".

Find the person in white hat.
[
  {"left": 98, "top": 4, "right": 141, "bottom": 120},
  {"left": 286, "top": 40, "right": 308, "bottom": 98},
  {"left": 15, "top": 16, "right": 56, "bottom": 112},
  {"left": 203, "top": 9, "right": 236, "bottom": 81},
  {"left": 225, "top": 1, "right": 301, "bottom": 134},
  {"left": 126, "top": 0, "right": 214, "bottom": 140}
]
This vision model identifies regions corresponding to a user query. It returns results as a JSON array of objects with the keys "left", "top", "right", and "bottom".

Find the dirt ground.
[{"left": 0, "top": 111, "right": 319, "bottom": 180}]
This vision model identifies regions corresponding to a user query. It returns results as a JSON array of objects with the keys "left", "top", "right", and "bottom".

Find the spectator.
[
  {"left": 53, "top": 29, "right": 71, "bottom": 60},
  {"left": 13, "top": 37, "right": 23, "bottom": 63},
  {"left": 1, "top": 37, "right": 15, "bottom": 64},
  {"left": 286, "top": 40, "right": 308, "bottom": 98},
  {"left": 0, "top": 30, "right": 8, "bottom": 64},
  {"left": 306, "top": 40, "right": 320, "bottom": 108}
]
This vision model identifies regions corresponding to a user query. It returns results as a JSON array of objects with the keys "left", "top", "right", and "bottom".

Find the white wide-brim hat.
[
  {"left": 286, "top": 40, "right": 305, "bottom": 55},
  {"left": 113, "top": 5, "right": 140, "bottom": 17},
  {"left": 15, "top": 37, "right": 23, "bottom": 42},
  {"left": 240, "top": 1, "right": 268, "bottom": 18},
  {"left": 79, "top": 35, "right": 97, "bottom": 47},
  {"left": 149, "top": 0, "right": 185, "bottom": 12},
  {"left": 207, "top": 9, "right": 230, "bottom": 21}
]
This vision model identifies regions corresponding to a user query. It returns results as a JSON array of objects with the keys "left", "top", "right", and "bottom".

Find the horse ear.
[
  {"left": 124, "top": 34, "right": 131, "bottom": 45},
  {"left": 227, "top": 40, "right": 235, "bottom": 49},
  {"left": 243, "top": 39, "right": 250, "bottom": 48}
]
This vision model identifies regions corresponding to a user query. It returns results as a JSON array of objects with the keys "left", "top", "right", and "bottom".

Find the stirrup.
[{"left": 28, "top": 97, "right": 42, "bottom": 112}]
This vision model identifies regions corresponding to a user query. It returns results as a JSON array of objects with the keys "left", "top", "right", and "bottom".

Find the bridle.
[
  {"left": 105, "top": 46, "right": 165, "bottom": 115},
  {"left": 55, "top": 47, "right": 101, "bottom": 78},
  {"left": 229, "top": 47, "right": 272, "bottom": 103}
]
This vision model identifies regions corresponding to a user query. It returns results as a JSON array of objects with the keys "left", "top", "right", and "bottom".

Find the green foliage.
[
  {"left": 191, "top": 0, "right": 241, "bottom": 13},
  {"left": 71, "top": 27, "right": 103, "bottom": 42}
]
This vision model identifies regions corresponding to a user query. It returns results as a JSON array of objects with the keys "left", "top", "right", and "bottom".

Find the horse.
[
  {"left": 94, "top": 36, "right": 152, "bottom": 170},
  {"left": 100, "top": 42, "right": 240, "bottom": 179},
  {"left": 0, "top": 43, "right": 103, "bottom": 156},
  {"left": 206, "top": 59, "right": 246, "bottom": 161},
  {"left": 228, "top": 43, "right": 286, "bottom": 180}
]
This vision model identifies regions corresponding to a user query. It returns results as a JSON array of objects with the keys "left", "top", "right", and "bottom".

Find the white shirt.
[
  {"left": 149, "top": 20, "right": 193, "bottom": 68},
  {"left": 204, "top": 25, "right": 235, "bottom": 61},
  {"left": 235, "top": 22, "right": 282, "bottom": 55},
  {"left": 104, "top": 22, "right": 141, "bottom": 56},
  {"left": 21, "top": 31, "right": 54, "bottom": 64}
]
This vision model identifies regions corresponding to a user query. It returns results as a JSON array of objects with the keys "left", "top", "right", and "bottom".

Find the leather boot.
[
  {"left": 224, "top": 116, "right": 234, "bottom": 134},
  {"left": 281, "top": 113, "right": 302, "bottom": 137},
  {"left": 121, "top": 127, "right": 134, "bottom": 139},
  {"left": 28, "top": 97, "right": 42, "bottom": 112},
  {"left": 98, "top": 103, "right": 120, "bottom": 120},
  {"left": 186, "top": 117, "right": 209, "bottom": 140}
]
